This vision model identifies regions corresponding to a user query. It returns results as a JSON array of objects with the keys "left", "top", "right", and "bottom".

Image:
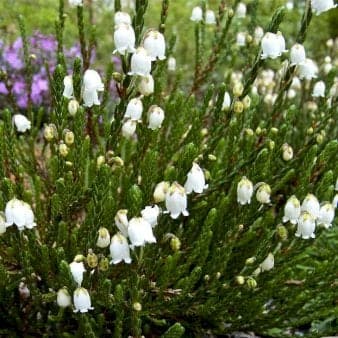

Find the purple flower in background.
[{"left": 0, "top": 31, "right": 93, "bottom": 110}]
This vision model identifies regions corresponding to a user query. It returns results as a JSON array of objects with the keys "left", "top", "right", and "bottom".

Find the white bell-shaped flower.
[
  {"left": 282, "top": 143, "right": 293, "bottom": 161},
  {"left": 143, "top": 30, "right": 166, "bottom": 61},
  {"left": 205, "top": 10, "right": 216, "bottom": 25},
  {"left": 301, "top": 193, "right": 320, "bottom": 219},
  {"left": 318, "top": 202, "right": 335, "bottom": 228},
  {"left": 168, "top": 56, "right": 176, "bottom": 71},
  {"left": 237, "top": 176, "right": 254, "bottom": 205},
  {"left": 295, "top": 212, "right": 316, "bottom": 239},
  {"left": 261, "top": 33, "right": 281, "bottom": 60},
  {"left": 57, "top": 288, "right": 71, "bottom": 308},
  {"left": 69, "top": 0, "right": 82, "bottom": 6},
  {"left": 291, "top": 76, "right": 302, "bottom": 90},
  {"left": 114, "top": 23, "right": 136, "bottom": 54},
  {"left": 312, "top": 80, "right": 326, "bottom": 97},
  {"left": 138, "top": 74, "right": 154, "bottom": 96},
  {"left": 290, "top": 43, "right": 306, "bottom": 66},
  {"left": 141, "top": 205, "right": 160, "bottom": 227},
  {"left": 5, "top": 198, "right": 36, "bottom": 230},
  {"left": 69, "top": 261, "right": 86, "bottom": 286},
  {"left": 63, "top": 75, "right": 74, "bottom": 98},
  {"left": 236, "top": 32, "right": 246, "bottom": 47},
  {"left": 190, "top": 6, "right": 203, "bottom": 22},
  {"left": 128, "top": 47, "right": 152, "bottom": 77},
  {"left": 124, "top": 97, "right": 143, "bottom": 121},
  {"left": 298, "top": 58, "right": 318, "bottom": 80},
  {"left": 83, "top": 69, "right": 104, "bottom": 107},
  {"left": 236, "top": 2, "right": 247, "bottom": 18},
  {"left": 13, "top": 114, "right": 31, "bottom": 133},
  {"left": 260, "top": 253, "right": 274, "bottom": 272},
  {"left": 110, "top": 233, "right": 132, "bottom": 264},
  {"left": 153, "top": 181, "right": 170, "bottom": 203},
  {"left": 283, "top": 195, "right": 301, "bottom": 224},
  {"left": 147, "top": 105, "right": 165, "bottom": 130},
  {"left": 115, "top": 209, "right": 129, "bottom": 237},
  {"left": 276, "top": 31, "right": 288, "bottom": 54},
  {"left": 222, "top": 91, "right": 231, "bottom": 110},
  {"left": 184, "top": 163, "right": 208, "bottom": 194},
  {"left": 114, "top": 11, "right": 132, "bottom": 26},
  {"left": 73, "top": 287, "right": 94, "bottom": 313},
  {"left": 165, "top": 182, "right": 189, "bottom": 219},
  {"left": 96, "top": 227, "right": 111, "bottom": 248},
  {"left": 128, "top": 217, "right": 156, "bottom": 247},
  {"left": 311, "top": 0, "right": 337, "bottom": 15},
  {"left": 256, "top": 183, "right": 271, "bottom": 204},
  {"left": 122, "top": 119, "right": 137, "bottom": 138}
]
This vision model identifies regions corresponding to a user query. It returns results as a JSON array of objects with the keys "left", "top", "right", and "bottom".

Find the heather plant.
[{"left": 0, "top": 0, "right": 337, "bottom": 337}]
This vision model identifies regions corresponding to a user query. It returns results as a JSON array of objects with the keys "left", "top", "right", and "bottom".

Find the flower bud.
[
  {"left": 170, "top": 236, "right": 181, "bottom": 251},
  {"left": 87, "top": 250, "right": 98, "bottom": 268},
  {"left": 242, "top": 95, "right": 251, "bottom": 109},
  {"left": 234, "top": 101, "right": 244, "bottom": 114},
  {"left": 168, "top": 56, "right": 176, "bottom": 71},
  {"left": 57, "top": 288, "right": 71, "bottom": 308},
  {"left": 282, "top": 143, "right": 293, "bottom": 161},
  {"left": 233, "top": 82, "right": 244, "bottom": 97},
  {"left": 99, "top": 257, "right": 110, "bottom": 271},
  {"left": 148, "top": 105, "right": 165, "bottom": 130},
  {"left": 133, "top": 302, "right": 142, "bottom": 311},
  {"left": 68, "top": 99, "right": 79, "bottom": 116},
  {"left": 246, "top": 277, "right": 257, "bottom": 289},
  {"left": 138, "top": 74, "right": 154, "bottom": 96},
  {"left": 44, "top": 124, "right": 57, "bottom": 141},
  {"left": 96, "top": 227, "right": 111, "bottom": 248},
  {"left": 59, "top": 143, "right": 69, "bottom": 157},
  {"left": 153, "top": 181, "right": 170, "bottom": 203},
  {"left": 235, "top": 275, "right": 245, "bottom": 285},
  {"left": 97, "top": 155, "right": 105, "bottom": 168},
  {"left": 64, "top": 130, "right": 75, "bottom": 146},
  {"left": 245, "top": 257, "right": 256, "bottom": 265},
  {"left": 256, "top": 183, "right": 271, "bottom": 204},
  {"left": 222, "top": 91, "right": 231, "bottom": 111},
  {"left": 276, "top": 224, "right": 288, "bottom": 241}
]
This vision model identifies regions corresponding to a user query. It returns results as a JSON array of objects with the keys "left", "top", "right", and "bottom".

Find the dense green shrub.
[{"left": 0, "top": 0, "right": 337, "bottom": 337}]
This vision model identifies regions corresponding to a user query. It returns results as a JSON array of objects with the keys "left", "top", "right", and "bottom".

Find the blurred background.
[{"left": 0, "top": 0, "right": 337, "bottom": 66}]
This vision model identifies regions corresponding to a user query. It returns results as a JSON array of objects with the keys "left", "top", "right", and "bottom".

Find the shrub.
[{"left": 0, "top": 0, "right": 337, "bottom": 337}]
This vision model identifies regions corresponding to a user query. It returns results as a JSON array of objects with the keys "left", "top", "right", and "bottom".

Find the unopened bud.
[
  {"left": 44, "top": 124, "right": 57, "bottom": 141},
  {"left": 59, "top": 143, "right": 69, "bottom": 157},
  {"left": 236, "top": 275, "right": 245, "bottom": 285},
  {"left": 112, "top": 72, "right": 123, "bottom": 82},
  {"left": 68, "top": 99, "right": 79, "bottom": 116},
  {"left": 133, "top": 302, "right": 142, "bottom": 311},
  {"left": 153, "top": 181, "right": 170, "bottom": 203},
  {"left": 233, "top": 82, "right": 244, "bottom": 97},
  {"left": 282, "top": 143, "right": 293, "bottom": 161},
  {"left": 99, "top": 257, "right": 109, "bottom": 271},
  {"left": 87, "top": 250, "right": 98, "bottom": 268},
  {"left": 268, "top": 140, "right": 275, "bottom": 150},
  {"left": 64, "top": 130, "right": 74, "bottom": 146},
  {"left": 234, "top": 101, "right": 244, "bottom": 114},
  {"left": 246, "top": 277, "right": 257, "bottom": 289},
  {"left": 277, "top": 224, "right": 288, "bottom": 241},
  {"left": 170, "top": 236, "right": 181, "bottom": 251},
  {"left": 242, "top": 95, "right": 251, "bottom": 109},
  {"left": 245, "top": 257, "right": 256, "bottom": 265},
  {"left": 316, "top": 134, "right": 324, "bottom": 144},
  {"left": 208, "top": 154, "right": 217, "bottom": 161},
  {"left": 97, "top": 155, "right": 105, "bottom": 168}
]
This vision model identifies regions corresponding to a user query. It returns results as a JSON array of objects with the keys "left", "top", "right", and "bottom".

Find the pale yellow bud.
[
  {"left": 236, "top": 275, "right": 245, "bottom": 285},
  {"left": 68, "top": 99, "right": 79, "bottom": 116},
  {"left": 233, "top": 82, "right": 244, "bottom": 97},
  {"left": 133, "top": 302, "right": 142, "bottom": 311},
  {"left": 97, "top": 155, "right": 105, "bottom": 168},
  {"left": 64, "top": 130, "right": 74, "bottom": 146},
  {"left": 59, "top": 143, "right": 69, "bottom": 157}
]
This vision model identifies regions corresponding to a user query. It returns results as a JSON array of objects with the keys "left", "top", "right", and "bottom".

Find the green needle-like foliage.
[{"left": 0, "top": 0, "right": 337, "bottom": 337}]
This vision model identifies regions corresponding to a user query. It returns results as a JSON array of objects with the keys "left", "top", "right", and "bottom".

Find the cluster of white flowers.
[
  {"left": 237, "top": 177, "right": 271, "bottom": 206},
  {"left": 1, "top": 198, "right": 36, "bottom": 232},
  {"left": 122, "top": 97, "right": 165, "bottom": 138},
  {"left": 283, "top": 193, "right": 336, "bottom": 239},
  {"left": 57, "top": 286, "right": 94, "bottom": 313},
  {"left": 63, "top": 69, "right": 104, "bottom": 108},
  {"left": 112, "top": 11, "right": 168, "bottom": 138},
  {"left": 190, "top": 6, "right": 216, "bottom": 24}
]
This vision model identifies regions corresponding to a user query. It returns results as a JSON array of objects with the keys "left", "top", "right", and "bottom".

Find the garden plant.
[{"left": 0, "top": 0, "right": 337, "bottom": 337}]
